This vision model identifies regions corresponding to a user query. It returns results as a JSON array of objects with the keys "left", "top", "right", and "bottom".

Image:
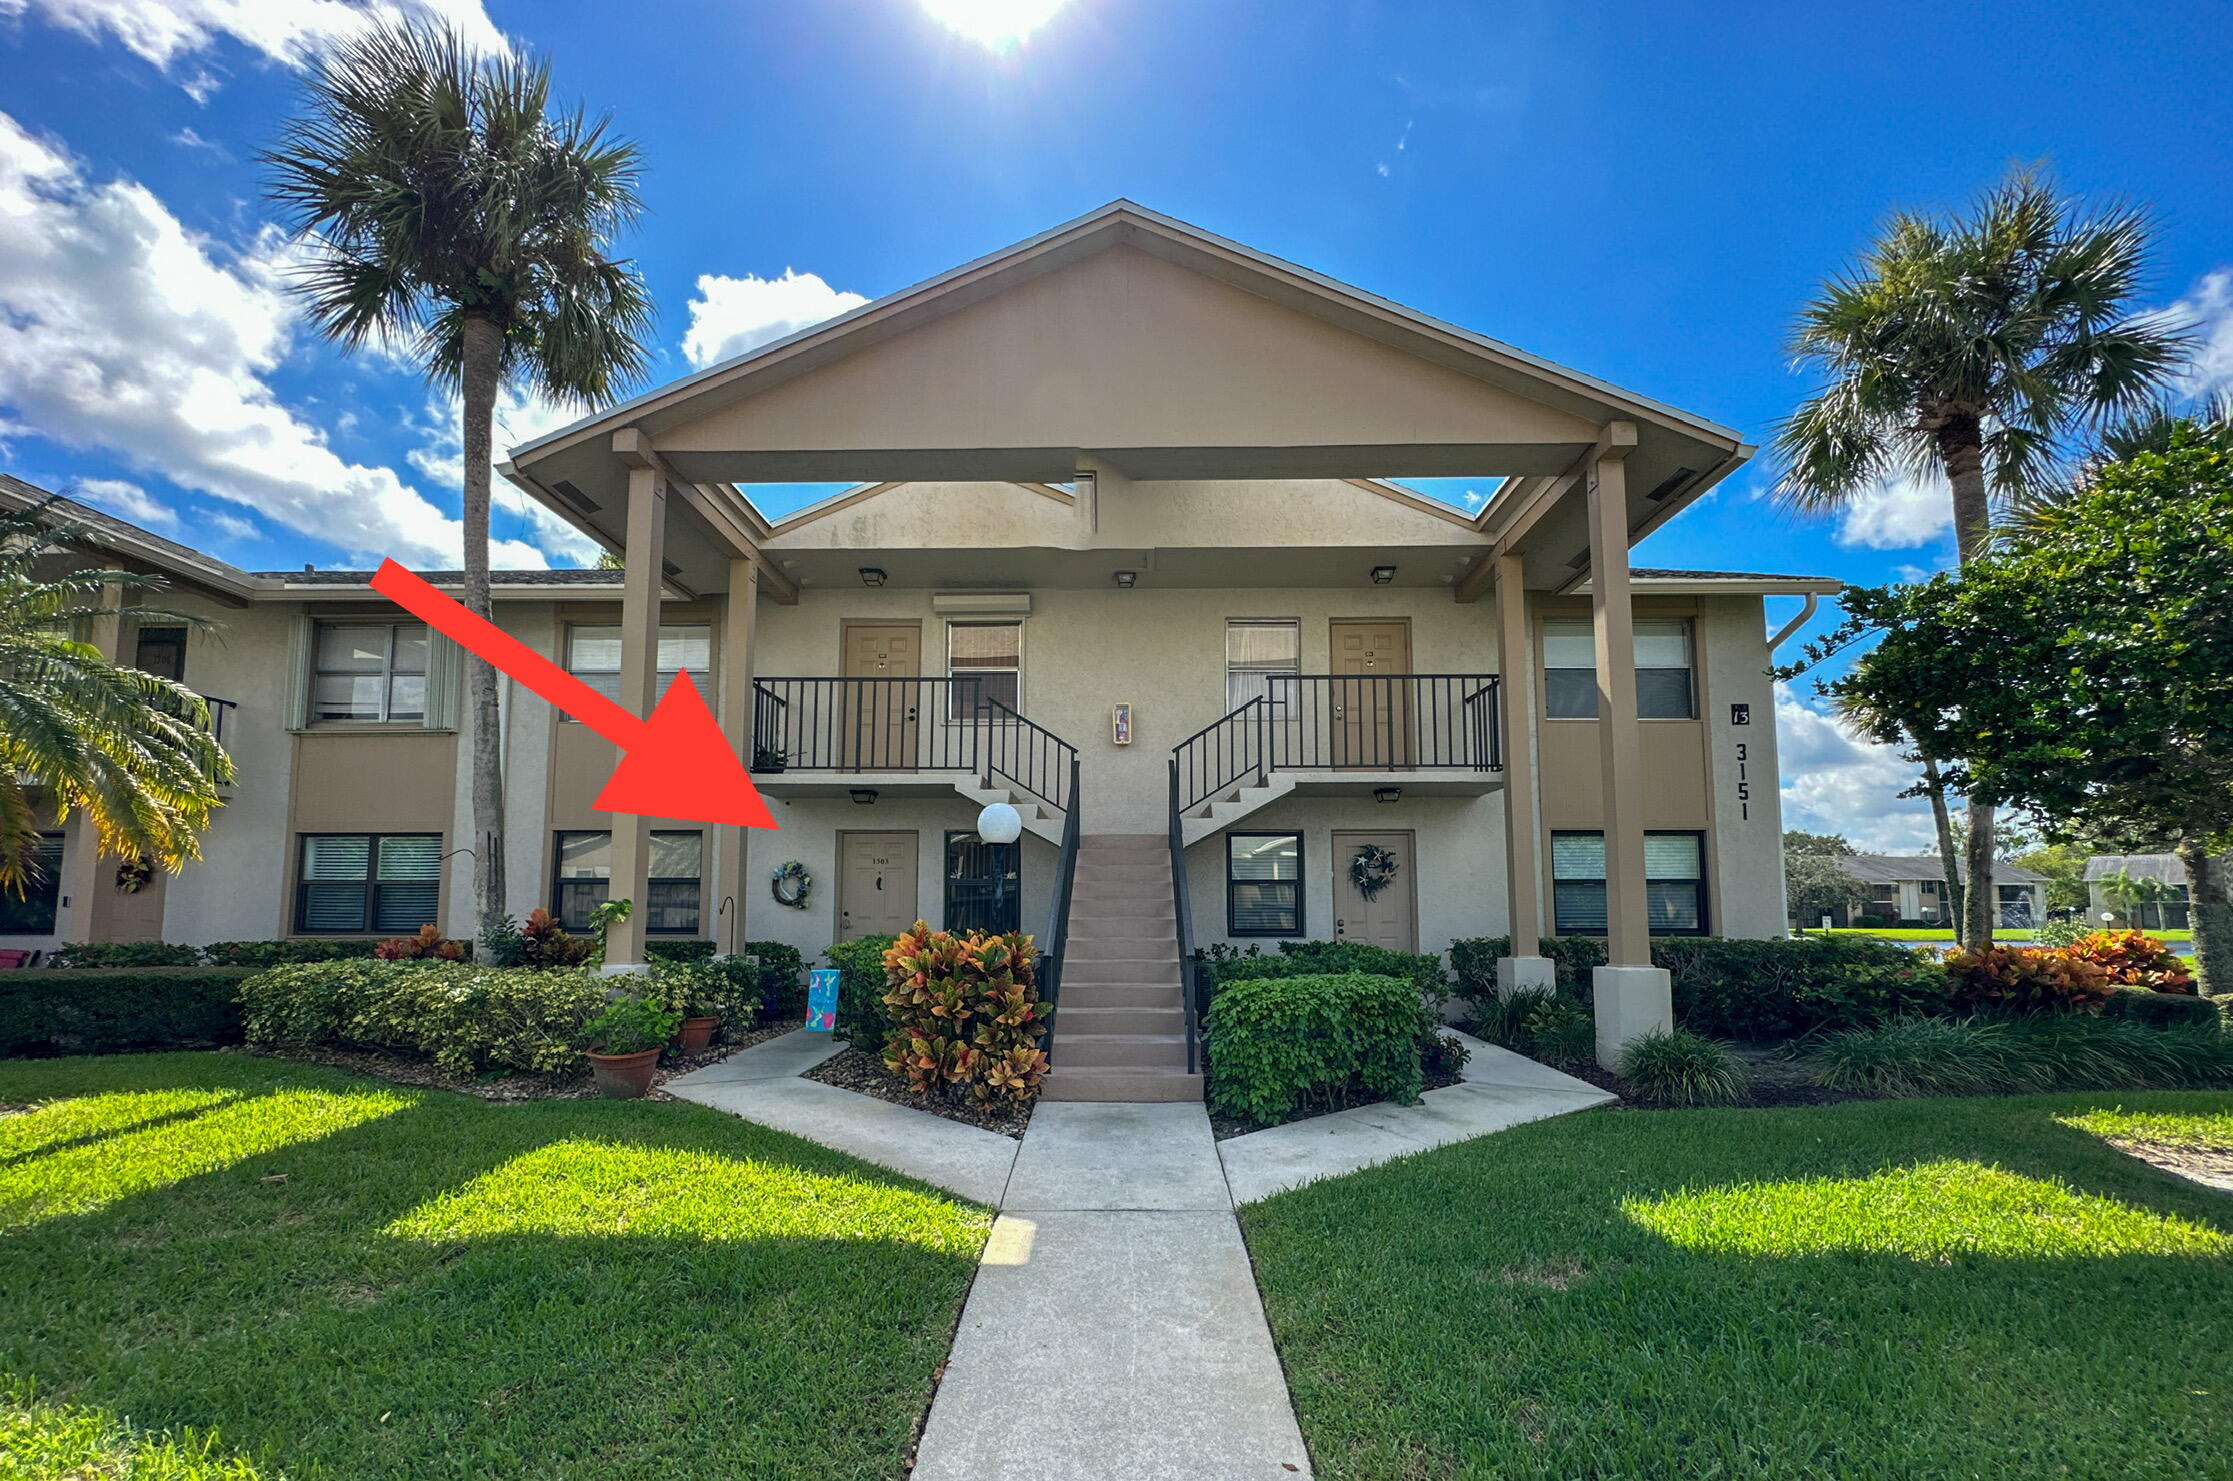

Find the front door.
[
  {"left": 1329, "top": 620, "right": 1412, "bottom": 767},
  {"left": 1333, "top": 830, "right": 1416, "bottom": 953},
  {"left": 838, "top": 831, "right": 919, "bottom": 941},
  {"left": 841, "top": 624, "right": 920, "bottom": 770}
]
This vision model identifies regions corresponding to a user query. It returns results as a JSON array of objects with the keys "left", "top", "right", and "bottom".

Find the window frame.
[
  {"left": 1226, "top": 830, "right": 1305, "bottom": 937},
  {"left": 0, "top": 832, "right": 64, "bottom": 935},
  {"left": 309, "top": 619, "right": 429, "bottom": 725},
  {"left": 133, "top": 624, "right": 188, "bottom": 682},
  {"left": 946, "top": 619, "right": 1024, "bottom": 719},
  {"left": 942, "top": 829, "right": 1022, "bottom": 935},
  {"left": 560, "top": 621, "right": 713, "bottom": 718},
  {"left": 1548, "top": 828, "right": 1711, "bottom": 937},
  {"left": 292, "top": 831, "right": 444, "bottom": 936},
  {"left": 1541, "top": 617, "right": 1697, "bottom": 721},
  {"left": 1224, "top": 618, "right": 1301, "bottom": 713},
  {"left": 548, "top": 829, "right": 706, "bottom": 936}
]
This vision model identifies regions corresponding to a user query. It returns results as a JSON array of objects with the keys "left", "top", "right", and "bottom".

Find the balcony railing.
[
  {"left": 1173, "top": 673, "right": 1500, "bottom": 815},
  {"left": 750, "top": 676, "right": 1077, "bottom": 820}
]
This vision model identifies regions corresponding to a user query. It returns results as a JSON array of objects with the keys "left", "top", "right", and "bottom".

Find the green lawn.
[
  {"left": 0, "top": 1053, "right": 990, "bottom": 1481},
  {"left": 1814, "top": 925, "right": 2195, "bottom": 948},
  {"left": 1241, "top": 1092, "right": 2233, "bottom": 1480}
]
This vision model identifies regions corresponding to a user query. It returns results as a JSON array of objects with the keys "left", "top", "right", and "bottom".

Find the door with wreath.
[{"left": 1333, "top": 831, "right": 1416, "bottom": 953}]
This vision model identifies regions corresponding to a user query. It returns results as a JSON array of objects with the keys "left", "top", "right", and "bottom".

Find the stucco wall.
[{"left": 1698, "top": 595, "right": 1788, "bottom": 938}]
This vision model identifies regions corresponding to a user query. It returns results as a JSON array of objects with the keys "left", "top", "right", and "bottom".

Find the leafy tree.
[
  {"left": 1828, "top": 431, "right": 2233, "bottom": 988},
  {"left": 1785, "top": 830, "right": 1858, "bottom": 860},
  {"left": 2010, "top": 841, "right": 2090, "bottom": 914},
  {"left": 1772, "top": 167, "right": 2185, "bottom": 947},
  {"left": 1784, "top": 831, "right": 1868, "bottom": 930},
  {"left": 265, "top": 23, "right": 653, "bottom": 933},
  {"left": 0, "top": 503, "right": 234, "bottom": 892}
]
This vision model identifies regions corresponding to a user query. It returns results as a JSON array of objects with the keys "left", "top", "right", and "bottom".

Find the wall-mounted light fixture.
[
  {"left": 1374, "top": 787, "right": 1402, "bottom": 804},
  {"left": 858, "top": 567, "right": 887, "bottom": 587},
  {"left": 1113, "top": 570, "right": 1137, "bottom": 588},
  {"left": 849, "top": 788, "right": 879, "bottom": 805},
  {"left": 1369, "top": 565, "right": 1397, "bottom": 585}
]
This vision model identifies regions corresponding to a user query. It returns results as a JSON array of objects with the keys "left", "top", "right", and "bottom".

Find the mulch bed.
[
  {"left": 1208, "top": 1066, "right": 1466, "bottom": 1141},
  {"left": 241, "top": 1022, "right": 796, "bottom": 1103},
  {"left": 803, "top": 1048, "right": 1034, "bottom": 1138},
  {"left": 2100, "top": 1137, "right": 2233, "bottom": 1192}
]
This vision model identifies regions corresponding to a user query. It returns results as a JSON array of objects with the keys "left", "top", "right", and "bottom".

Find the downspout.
[{"left": 1766, "top": 593, "right": 1819, "bottom": 657}]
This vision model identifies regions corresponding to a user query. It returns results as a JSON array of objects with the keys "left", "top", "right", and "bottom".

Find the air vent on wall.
[
  {"left": 1646, "top": 467, "right": 1698, "bottom": 502},
  {"left": 549, "top": 479, "right": 598, "bottom": 515}
]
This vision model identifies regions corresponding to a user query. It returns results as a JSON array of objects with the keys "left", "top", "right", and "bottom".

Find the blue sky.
[{"left": 2, "top": 0, "right": 2230, "bottom": 847}]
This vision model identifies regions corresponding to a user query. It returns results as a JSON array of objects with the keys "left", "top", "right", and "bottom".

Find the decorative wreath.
[
  {"left": 114, "top": 857, "right": 154, "bottom": 895},
  {"left": 769, "top": 860, "right": 814, "bottom": 910},
  {"left": 1349, "top": 843, "right": 1400, "bottom": 903}
]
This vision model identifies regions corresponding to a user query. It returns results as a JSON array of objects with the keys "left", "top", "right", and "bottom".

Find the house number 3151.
[{"left": 1735, "top": 742, "right": 1751, "bottom": 822}]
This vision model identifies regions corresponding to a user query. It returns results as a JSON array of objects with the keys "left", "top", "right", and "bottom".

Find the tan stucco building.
[{"left": 5, "top": 204, "right": 1835, "bottom": 1087}]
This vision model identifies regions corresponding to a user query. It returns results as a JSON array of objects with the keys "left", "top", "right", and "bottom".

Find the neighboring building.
[
  {"left": 1815, "top": 854, "right": 2049, "bottom": 930},
  {"left": 5, "top": 202, "right": 1837, "bottom": 1085},
  {"left": 2083, "top": 853, "right": 2200, "bottom": 932}
]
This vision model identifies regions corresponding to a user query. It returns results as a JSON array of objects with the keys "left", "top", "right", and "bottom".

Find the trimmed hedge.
[
  {"left": 1449, "top": 936, "right": 1607, "bottom": 1000},
  {"left": 644, "top": 939, "right": 716, "bottom": 963},
  {"left": 240, "top": 960, "right": 606, "bottom": 1075},
  {"left": 823, "top": 935, "right": 898, "bottom": 1048},
  {"left": 0, "top": 968, "right": 254, "bottom": 1056},
  {"left": 43, "top": 941, "right": 203, "bottom": 969},
  {"left": 1654, "top": 936, "right": 1942, "bottom": 1037},
  {"left": 1199, "top": 940, "right": 1450, "bottom": 1003},
  {"left": 2100, "top": 987, "right": 2223, "bottom": 1030},
  {"left": 1204, "top": 971, "right": 1426, "bottom": 1125}
]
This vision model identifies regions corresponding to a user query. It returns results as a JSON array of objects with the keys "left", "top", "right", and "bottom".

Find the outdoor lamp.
[
  {"left": 1369, "top": 565, "right": 1397, "bottom": 585},
  {"left": 858, "top": 567, "right": 887, "bottom": 586},
  {"left": 976, "top": 801, "right": 1024, "bottom": 845},
  {"left": 850, "top": 788, "right": 879, "bottom": 805},
  {"left": 1374, "top": 787, "right": 1402, "bottom": 804},
  {"left": 1113, "top": 570, "right": 1137, "bottom": 588}
]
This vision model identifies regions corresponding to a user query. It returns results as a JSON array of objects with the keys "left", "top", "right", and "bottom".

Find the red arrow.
[{"left": 370, "top": 560, "right": 777, "bottom": 829}]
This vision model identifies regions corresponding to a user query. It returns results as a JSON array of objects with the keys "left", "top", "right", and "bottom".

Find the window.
[
  {"left": 0, "top": 834, "right": 63, "bottom": 934},
  {"left": 944, "top": 831, "right": 1021, "bottom": 934},
  {"left": 564, "top": 623, "right": 711, "bottom": 707},
  {"left": 312, "top": 621, "right": 427, "bottom": 722},
  {"left": 134, "top": 625, "right": 187, "bottom": 681},
  {"left": 1867, "top": 884, "right": 1899, "bottom": 918},
  {"left": 295, "top": 833, "right": 441, "bottom": 934},
  {"left": 1550, "top": 831, "right": 1708, "bottom": 936},
  {"left": 1226, "top": 619, "right": 1300, "bottom": 711},
  {"left": 551, "top": 830, "right": 703, "bottom": 934},
  {"left": 1228, "top": 832, "right": 1302, "bottom": 936},
  {"left": 1543, "top": 618, "right": 1694, "bottom": 720},
  {"left": 948, "top": 621, "right": 1021, "bottom": 716}
]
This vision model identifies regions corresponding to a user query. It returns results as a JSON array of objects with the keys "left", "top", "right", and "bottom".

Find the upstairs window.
[
  {"left": 1543, "top": 618, "right": 1694, "bottom": 720},
  {"left": 134, "top": 625, "right": 187, "bottom": 681},
  {"left": 295, "top": 833, "right": 441, "bottom": 934},
  {"left": 312, "top": 621, "right": 427, "bottom": 722},
  {"left": 949, "top": 621, "right": 1021, "bottom": 715},
  {"left": 564, "top": 623, "right": 712, "bottom": 707},
  {"left": 1226, "top": 619, "right": 1300, "bottom": 711}
]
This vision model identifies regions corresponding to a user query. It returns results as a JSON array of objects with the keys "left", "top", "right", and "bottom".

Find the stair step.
[
  {"left": 1040, "top": 1067, "right": 1204, "bottom": 1103},
  {"left": 1055, "top": 982, "right": 1186, "bottom": 1010},
  {"left": 1064, "top": 935, "right": 1179, "bottom": 960},
  {"left": 1058, "top": 958, "right": 1180, "bottom": 985},
  {"left": 1074, "top": 860, "right": 1171, "bottom": 880},
  {"left": 1069, "top": 879, "right": 1171, "bottom": 901},
  {"left": 1055, "top": 1033, "right": 1190, "bottom": 1069},
  {"left": 1056, "top": 1003, "right": 1186, "bottom": 1034}
]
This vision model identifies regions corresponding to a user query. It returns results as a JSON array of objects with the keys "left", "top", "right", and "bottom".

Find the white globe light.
[{"left": 977, "top": 801, "right": 1023, "bottom": 845}]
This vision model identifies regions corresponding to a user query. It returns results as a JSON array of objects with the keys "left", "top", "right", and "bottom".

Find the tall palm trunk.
[
  {"left": 2177, "top": 836, "right": 2233, "bottom": 995},
  {"left": 1937, "top": 408, "right": 1998, "bottom": 948},
  {"left": 1920, "top": 753, "right": 1964, "bottom": 929},
  {"left": 459, "top": 312, "right": 507, "bottom": 932}
]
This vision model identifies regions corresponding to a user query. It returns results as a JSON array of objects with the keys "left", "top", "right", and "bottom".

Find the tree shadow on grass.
[{"left": 0, "top": 1053, "right": 990, "bottom": 1481}]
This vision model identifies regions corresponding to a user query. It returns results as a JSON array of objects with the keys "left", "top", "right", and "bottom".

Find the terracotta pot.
[
  {"left": 675, "top": 1016, "right": 719, "bottom": 1052},
  {"left": 586, "top": 1047, "right": 661, "bottom": 1099}
]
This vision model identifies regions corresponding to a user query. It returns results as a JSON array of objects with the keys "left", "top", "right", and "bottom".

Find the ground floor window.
[
  {"left": 0, "top": 834, "right": 63, "bottom": 934},
  {"left": 552, "top": 830, "right": 703, "bottom": 934},
  {"left": 1551, "top": 830, "right": 1709, "bottom": 936},
  {"left": 1228, "top": 832, "right": 1302, "bottom": 936},
  {"left": 296, "top": 833, "right": 441, "bottom": 934},
  {"left": 944, "top": 831, "right": 1020, "bottom": 934}
]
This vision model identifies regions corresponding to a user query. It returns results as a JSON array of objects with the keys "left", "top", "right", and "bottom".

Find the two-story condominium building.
[{"left": 5, "top": 203, "right": 1834, "bottom": 1096}]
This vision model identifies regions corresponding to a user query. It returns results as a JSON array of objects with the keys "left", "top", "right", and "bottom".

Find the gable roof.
[
  {"left": 1838, "top": 854, "right": 2049, "bottom": 886},
  {"left": 0, "top": 474, "right": 262, "bottom": 602}
]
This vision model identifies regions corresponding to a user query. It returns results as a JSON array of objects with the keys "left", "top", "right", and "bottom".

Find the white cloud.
[
  {"left": 1831, "top": 471, "right": 1954, "bottom": 551},
  {"left": 0, "top": 0, "right": 506, "bottom": 83},
  {"left": 169, "top": 126, "right": 227, "bottom": 157},
  {"left": 0, "top": 111, "right": 547, "bottom": 569},
  {"left": 1775, "top": 682, "right": 1939, "bottom": 853},
  {"left": 2170, "top": 267, "right": 2233, "bottom": 401},
  {"left": 407, "top": 386, "right": 599, "bottom": 565},
  {"left": 73, "top": 476, "right": 179, "bottom": 529},
  {"left": 682, "top": 269, "right": 868, "bottom": 370}
]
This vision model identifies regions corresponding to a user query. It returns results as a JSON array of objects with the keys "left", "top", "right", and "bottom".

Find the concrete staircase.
[
  {"left": 1177, "top": 772, "right": 1296, "bottom": 847},
  {"left": 1041, "top": 834, "right": 1204, "bottom": 1103}
]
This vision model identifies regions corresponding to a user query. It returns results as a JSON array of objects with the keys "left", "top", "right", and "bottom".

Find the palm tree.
[
  {"left": 0, "top": 502, "right": 233, "bottom": 893},
  {"left": 264, "top": 22, "right": 653, "bottom": 936},
  {"left": 1774, "top": 167, "right": 2187, "bottom": 947},
  {"left": 2004, "top": 392, "right": 2233, "bottom": 535}
]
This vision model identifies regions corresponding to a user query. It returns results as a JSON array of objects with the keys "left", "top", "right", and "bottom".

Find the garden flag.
[{"left": 806, "top": 968, "right": 839, "bottom": 1032}]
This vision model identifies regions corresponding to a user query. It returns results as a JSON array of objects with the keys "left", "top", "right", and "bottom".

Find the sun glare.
[{"left": 920, "top": 0, "right": 1068, "bottom": 48}]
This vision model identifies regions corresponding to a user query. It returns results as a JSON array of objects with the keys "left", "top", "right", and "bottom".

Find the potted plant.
[
  {"left": 581, "top": 996, "right": 681, "bottom": 1099},
  {"left": 751, "top": 742, "right": 788, "bottom": 774}
]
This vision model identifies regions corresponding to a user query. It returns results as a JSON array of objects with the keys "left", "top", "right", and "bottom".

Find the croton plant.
[{"left": 879, "top": 921, "right": 1050, "bottom": 1103}]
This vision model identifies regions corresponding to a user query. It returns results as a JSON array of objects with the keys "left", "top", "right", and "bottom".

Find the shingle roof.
[
  {"left": 253, "top": 568, "right": 617, "bottom": 585},
  {"left": 0, "top": 474, "right": 259, "bottom": 590},
  {"left": 1838, "top": 854, "right": 2049, "bottom": 885},
  {"left": 2082, "top": 853, "right": 2203, "bottom": 884},
  {"left": 1632, "top": 567, "right": 1841, "bottom": 584}
]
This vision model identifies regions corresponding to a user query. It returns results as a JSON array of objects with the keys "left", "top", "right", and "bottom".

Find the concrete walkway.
[{"left": 913, "top": 1101, "right": 1312, "bottom": 1481}]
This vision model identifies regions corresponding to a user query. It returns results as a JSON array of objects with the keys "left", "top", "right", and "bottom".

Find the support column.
[
  {"left": 603, "top": 455, "right": 666, "bottom": 972},
  {"left": 59, "top": 583, "right": 127, "bottom": 943},
  {"left": 1583, "top": 426, "right": 1671, "bottom": 1065},
  {"left": 1492, "top": 554, "right": 1554, "bottom": 995},
  {"left": 716, "top": 559, "right": 759, "bottom": 954}
]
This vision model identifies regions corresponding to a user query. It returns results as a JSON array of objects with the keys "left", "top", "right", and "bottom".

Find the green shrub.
[
  {"left": 2032, "top": 919, "right": 2092, "bottom": 951},
  {"left": 1530, "top": 1008, "right": 1600, "bottom": 1067},
  {"left": 0, "top": 968, "right": 253, "bottom": 1055},
  {"left": 741, "top": 941, "right": 808, "bottom": 1022},
  {"left": 1471, "top": 985, "right": 1596, "bottom": 1066},
  {"left": 1266, "top": 940, "right": 1450, "bottom": 1000},
  {"left": 582, "top": 997, "right": 681, "bottom": 1056},
  {"left": 1448, "top": 935, "right": 1606, "bottom": 1008},
  {"left": 880, "top": 921, "right": 1049, "bottom": 1102},
  {"left": 1653, "top": 936, "right": 1944, "bottom": 1037},
  {"left": 1804, "top": 1013, "right": 2233, "bottom": 1097},
  {"left": 823, "top": 934, "right": 898, "bottom": 1047},
  {"left": 645, "top": 938, "right": 716, "bottom": 963},
  {"left": 42, "top": 940, "right": 203, "bottom": 969},
  {"left": 239, "top": 960, "right": 606, "bottom": 1076},
  {"left": 1617, "top": 1028, "right": 1749, "bottom": 1106},
  {"left": 201, "top": 939, "right": 379, "bottom": 967},
  {"left": 2100, "top": 986, "right": 2223, "bottom": 1030},
  {"left": 1422, "top": 1031, "right": 1472, "bottom": 1079},
  {"left": 1803, "top": 1017, "right": 2018, "bottom": 1096},
  {"left": 640, "top": 956, "right": 761, "bottom": 1032},
  {"left": 1204, "top": 971, "right": 1426, "bottom": 1125}
]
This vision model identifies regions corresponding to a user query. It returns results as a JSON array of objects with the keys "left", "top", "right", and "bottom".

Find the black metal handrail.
[
  {"left": 1168, "top": 757, "right": 1203, "bottom": 1075},
  {"left": 1037, "top": 753, "right": 1083, "bottom": 1055},
  {"left": 1172, "top": 673, "right": 1501, "bottom": 814},
  {"left": 749, "top": 675, "right": 1078, "bottom": 820}
]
